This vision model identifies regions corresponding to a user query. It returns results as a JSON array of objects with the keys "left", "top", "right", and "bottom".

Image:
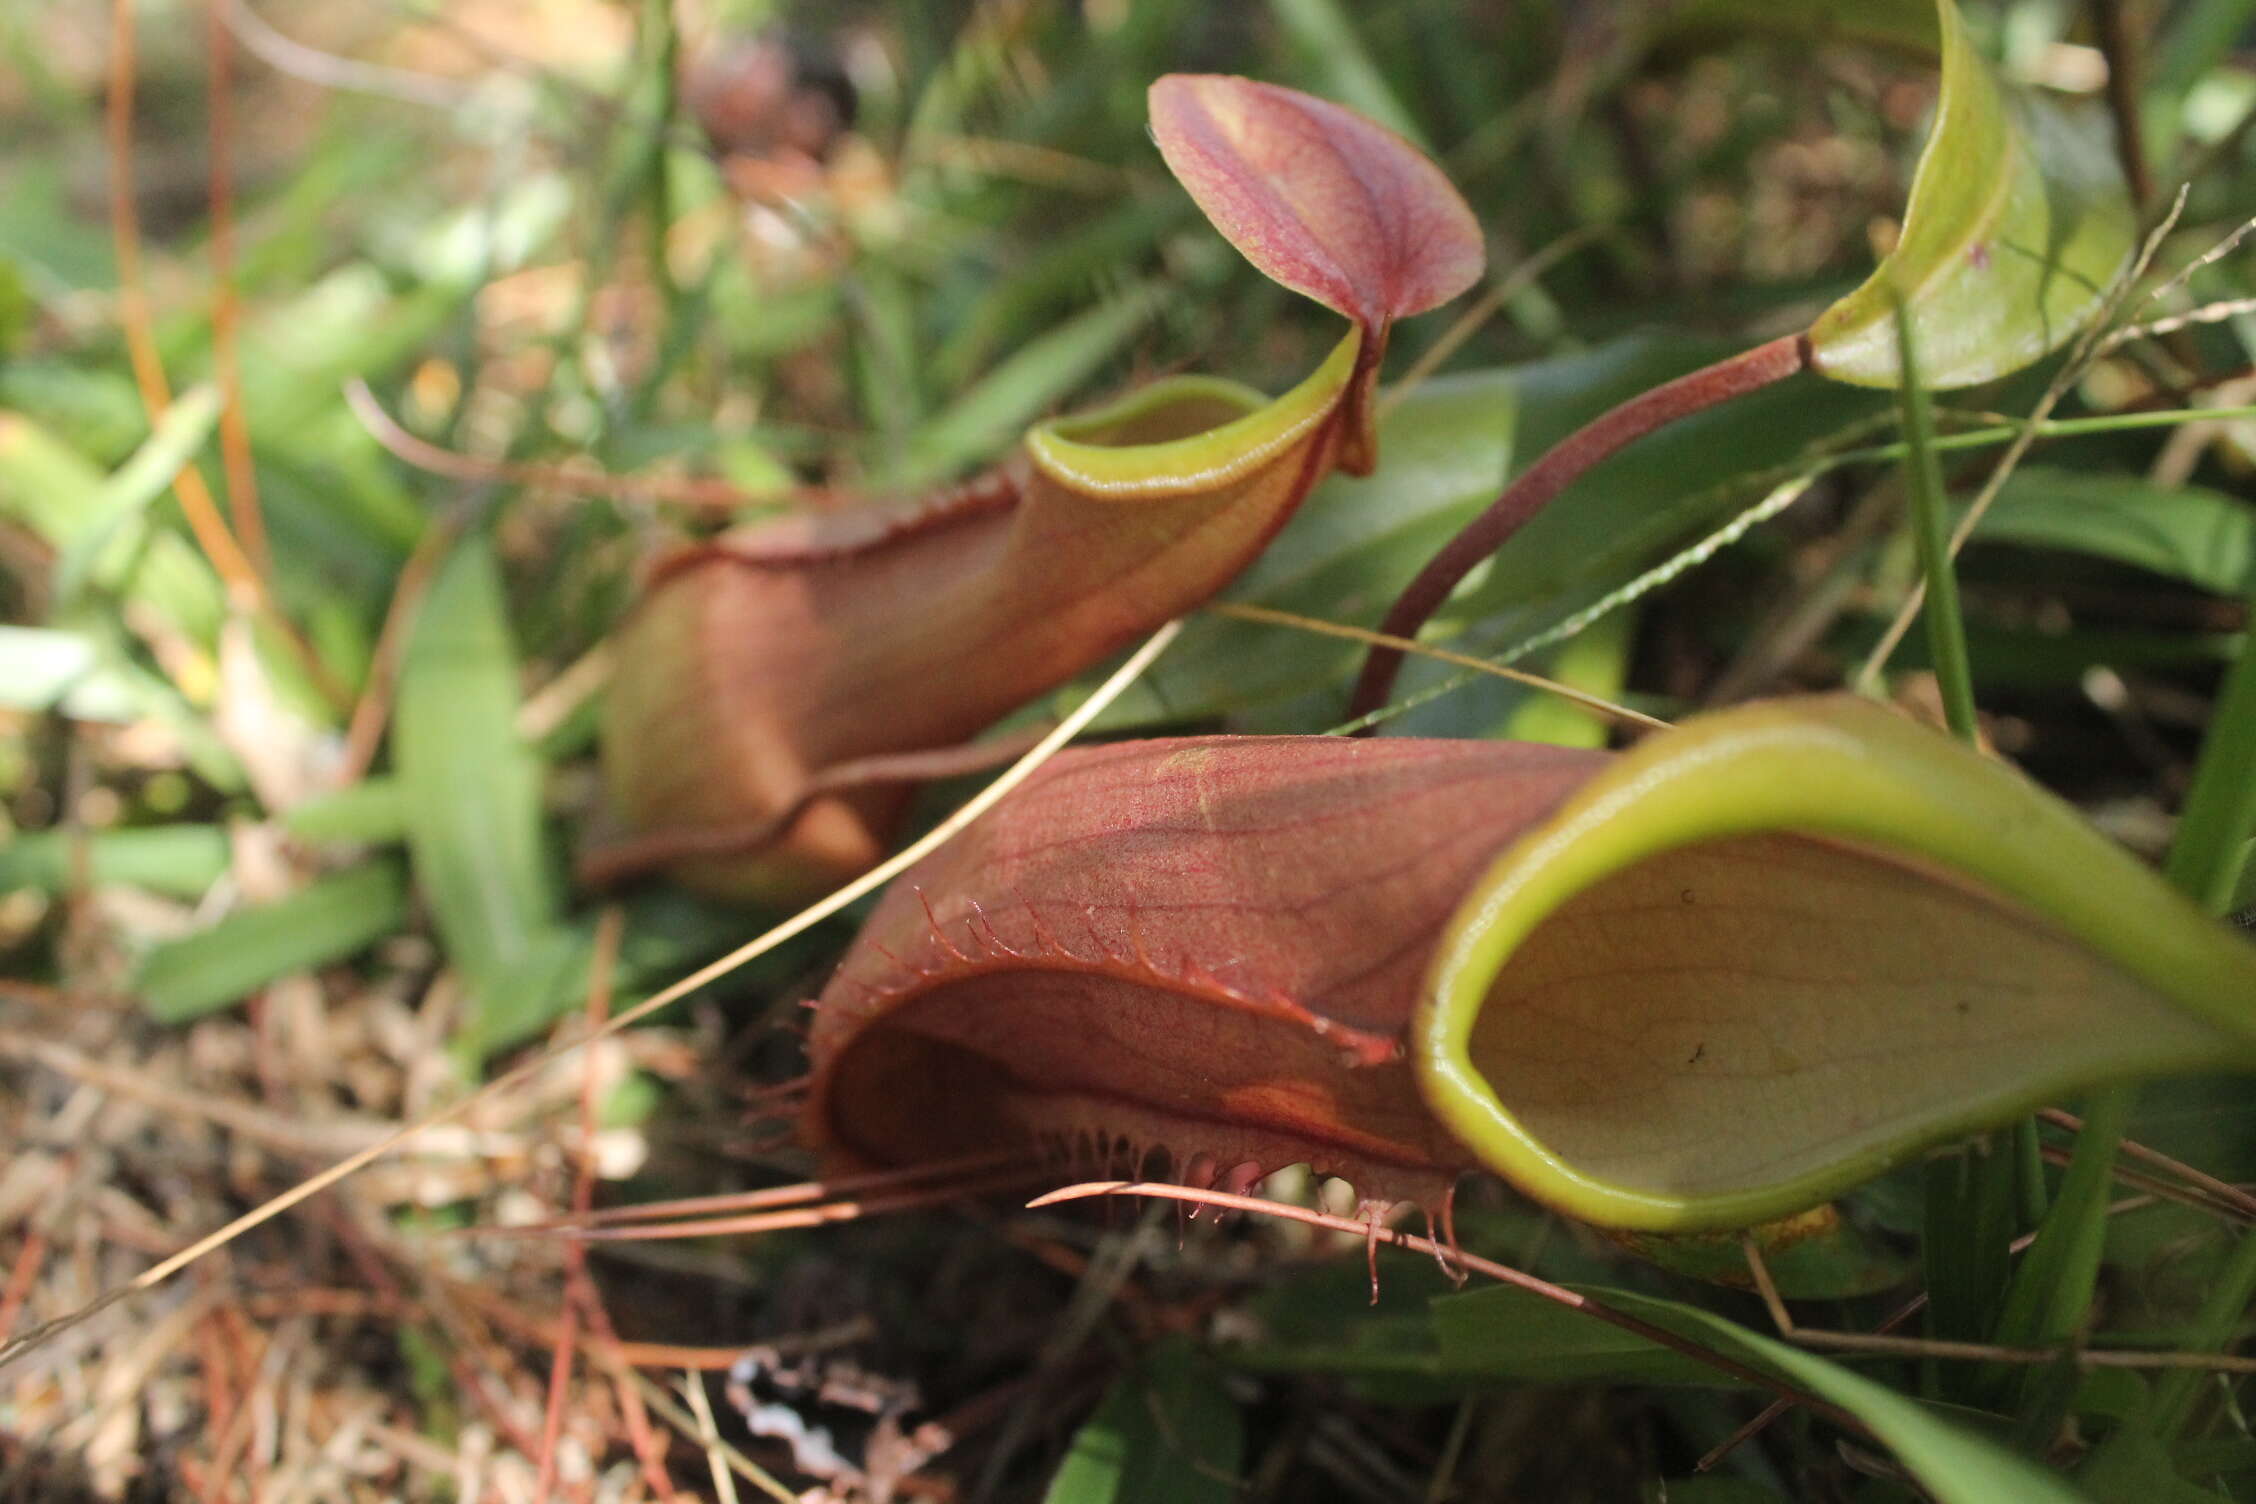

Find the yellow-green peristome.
[
  {"left": 1415, "top": 696, "right": 2256, "bottom": 1232},
  {"left": 1806, "top": 0, "right": 2137, "bottom": 389},
  {"left": 1026, "top": 327, "right": 1362, "bottom": 498}
]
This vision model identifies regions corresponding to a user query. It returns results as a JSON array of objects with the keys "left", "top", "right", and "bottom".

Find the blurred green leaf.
[
  {"left": 900, "top": 282, "right": 1171, "bottom": 486},
  {"left": 137, "top": 860, "right": 410, "bottom": 1023},
  {"left": 2079, "top": 1417, "right": 2236, "bottom": 1502},
  {"left": 1970, "top": 469, "right": 2256, "bottom": 594},
  {"left": 1646, "top": 1480, "right": 1790, "bottom": 1504},
  {"left": 393, "top": 536, "right": 562, "bottom": 1037},
  {"left": 1807, "top": 0, "right": 2136, "bottom": 389},
  {"left": 0, "top": 625, "right": 137, "bottom": 720},
  {"left": 1227, "top": 1252, "right": 1520, "bottom": 1400},
  {"left": 1436, "top": 1285, "right": 2085, "bottom": 1502},
  {"left": 1616, "top": 1212, "right": 1914, "bottom": 1300},
  {"left": 52, "top": 385, "right": 224, "bottom": 609},
  {"left": 0, "top": 824, "right": 229, "bottom": 899},
  {"left": 282, "top": 778, "right": 410, "bottom": 846},
  {"left": 1269, "top": 0, "right": 1429, "bottom": 148},
  {"left": 0, "top": 256, "right": 28, "bottom": 353},
  {"left": 1923, "top": 1140, "right": 2019, "bottom": 1406},
  {"left": 1043, "top": 1341, "right": 1241, "bottom": 1504},
  {"left": 2153, "top": 0, "right": 2256, "bottom": 154},
  {"left": 1428, "top": 1286, "right": 1758, "bottom": 1388},
  {"left": 237, "top": 267, "right": 476, "bottom": 438},
  {"left": 0, "top": 358, "right": 147, "bottom": 462},
  {"left": 1653, "top": 0, "right": 1941, "bottom": 54},
  {"left": 1502, "top": 606, "right": 1632, "bottom": 749},
  {"left": 0, "top": 405, "right": 225, "bottom": 649},
  {"left": 935, "top": 199, "right": 1186, "bottom": 389}
]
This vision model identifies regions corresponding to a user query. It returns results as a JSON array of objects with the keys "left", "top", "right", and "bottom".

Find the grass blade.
[{"left": 137, "top": 860, "right": 410, "bottom": 1022}]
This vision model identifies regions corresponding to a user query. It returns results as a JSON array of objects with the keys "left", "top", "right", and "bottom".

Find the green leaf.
[
  {"left": 1434, "top": 1284, "right": 2087, "bottom": 1504},
  {"left": 0, "top": 256, "right": 29, "bottom": 354},
  {"left": 1923, "top": 1138, "right": 2020, "bottom": 1405},
  {"left": 282, "top": 778, "right": 410, "bottom": 846},
  {"left": 394, "top": 536, "right": 562, "bottom": 1033},
  {"left": 1043, "top": 1341, "right": 1242, "bottom": 1504},
  {"left": 1224, "top": 1245, "right": 1761, "bottom": 1397},
  {"left": 1971, "top": 469, "right": 2256, "bottom": 595},
  {"left": 53, "top": 385, "right": 224, "bottom": 609},
  {"left": 0, "top": 625, "right": 137, "bottom": 721},
  {"left": 2079, "top": 1417, "right": 2237, "bottom": 1503},
  {"left": 898, "top": 282, "right": 1172, "bottom": 487},
  {"left": 136, "top": 861, "right": 410, "bottom": 1023},
  {"left": 1425, "top": 1285, "right": 1758, "bottom": 1388},
  {"left": 1652, "top": 0, "right": 1941, "bottom": 54},
  {"left": 1613, "top": 1205, "right": 1914, "bottom": 1299},
  {"left": 0, "top": 407, "right": 225, "bottom": 645},
  {"left": 2152, "top": 0, "right": 2256, "bottom": 156},
  {"left": 1807, "top": 0, "right": 2137, "bottom": 389},
  {"left": 933, "top": 199, "right": 1187, "bottom": 390},
  {"left": 1267, "top": 0, "right": 1430, "bottom": 149},
  {"left": 0, "top": 825, "right": 229, "bottom": 899},
  {"left": 1646, "top": 1481, "right": 1791, "bottom": 1504}
]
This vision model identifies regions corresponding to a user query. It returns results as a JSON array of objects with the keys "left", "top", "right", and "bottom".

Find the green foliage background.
[{"left": 5, "top": 0, "right": 2256, "bottom": 1499}]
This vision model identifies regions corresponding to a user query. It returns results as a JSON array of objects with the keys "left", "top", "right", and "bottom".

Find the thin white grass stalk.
[
  {"left": 2125, "top": 213, "right": 2256, "bottom": 317},
  {"left": 615, "top": 1364, "right": 795, "bottom": 1504},
  {"left": 683, "top": 1370, "right": 743, "bottom": 1504},
  {"left": 0, "top": 621, "right": 1185, "bottom": 1373},
  {"left": 1498, "top": 471, "right": 1821, "bottom": 665},
  {"left": 1208, "top": 601, "right": 1670, "bottom": 732},
  {"left": 2105, "top": 294, "right": 2256, "bottom": 347}
]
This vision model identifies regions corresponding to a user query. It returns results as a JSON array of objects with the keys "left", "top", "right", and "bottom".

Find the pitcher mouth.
[{"left": 1026, "top": 327, "right": 1363, "bottom": 499}]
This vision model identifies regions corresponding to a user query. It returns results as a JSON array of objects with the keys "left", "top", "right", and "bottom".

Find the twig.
[
  {"left": 0, "top": 620, "right": 1182, "bottom": 1374},
  {"left": 0, "top": 1030, "right": 394, "bottom": 1158},
  {"left": 541, "top": 1166, "right": 1046, "bottom": 1242},
  {"left": 1742, "top": 1237, "right": 2256, "bottom": 1372},
  {"left": 613, "top": 1365, "right": 796, "bottom": 1504},
  {"left": 2105, "top": 295, "right": 2256, "bottom": 349},
  {"left": 222, "top": 0, "right": 468, "bottom": 109},
  {"left": 0, "top": 1222, "right": 50, "bottom": 1344},
  {"left": 108, "top": 0, "right": 347, "bottom": 712},
  {"left": 516, "top": 641, "right": 614, "bottom": 745},
  {"left": 1701, "top": 1204, "right": 2155, "bottom": 1475},
  {"left": 534, "top": 906, "right": 625, "bottom": 1502},
  {"left": 2042, "top": 1106, "right": 2256, "bottom": 1222},
  {"left": 205, "top": 0, "right": 267, "bottom": 577},
  {"left": 2038, "top": 1144, "right": 2249, "bottom": 1226},
  {"left": 496, "top": 1152, "right": 1025, "bottom": 1236},
  {"left": 2131, "top": 214, "right": 2256, "bottom": 315},
  {"left": 573, "top": 1289, "right": 681, "bottom": 1500},
  {"left": 1696, "top": 1286, "right": 1930, "bottom": 1474},
  {"left": 683, "top": 1370, "right": 742, "bottom": 1504}
]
